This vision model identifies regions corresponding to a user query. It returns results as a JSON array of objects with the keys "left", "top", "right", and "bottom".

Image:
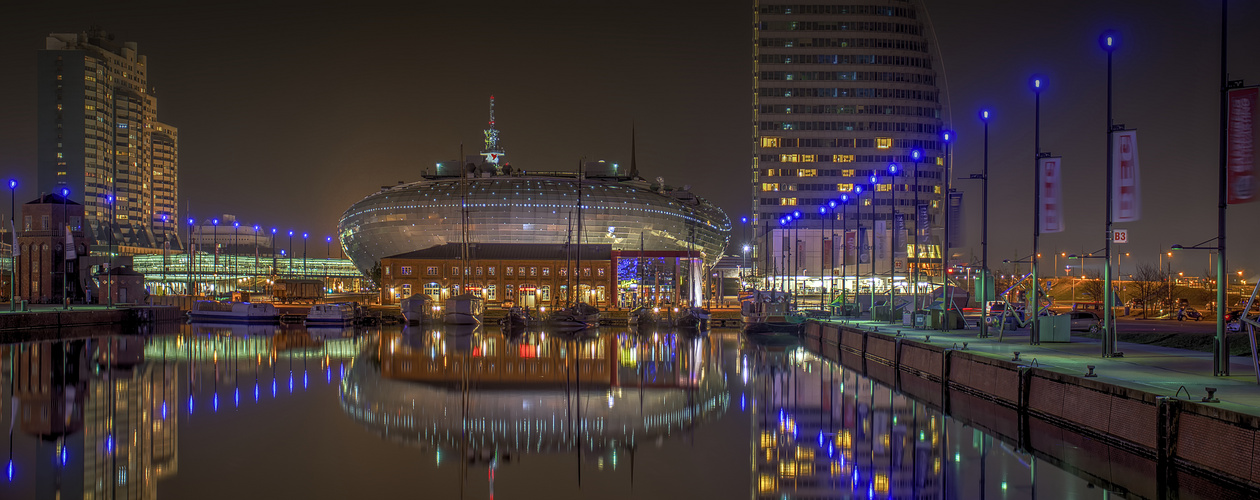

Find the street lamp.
[
  {"left": 60, "top": 187, "right": 69, "bottom": 309},
  {"left": 827, "top": 198, "right": 838, "bottom": 310},
  {"left": 818, "top": 204, "right": 829, "bottom": 312},
  {"left": 233, "top": 221, "right": 240, "bottom": 290},
  {"left": 270, "top": 228, "right": 278, "bottom": 277},
  {"left": 7, "top": 179, "right": 14, "bottom": 311},
  {"left": 1172, "top": 239, "right": 1231, "bottom": 377},
  {"left": 288, "top": 230, "right": 294, "bottom": 278},
  {"left": 187, "top": 217, "right": 195, "bottom": 296},
  {"left": 303, "top": 233, "right": 309, "bottom": 280},
  {"left": 941, "top": 131, "right": 955, "bottom": 331},
  {"left": 1030, "top": 75, "right": 1046, "bottom": 345},
  {"left": 212, "top": 218, "right": 219, "bottom": 294},
  {"left": 254, "top": 226, "right": 261, "bottom": 292},
  {"left": 792, "top": 210, "right": 801, "bottom": 309},
  {"left": 887, "top": 162, "right": 899, "bottom": 323},
  {"left": 868, "top": 174, "right": 878, "bottom": 314},
  {"left": 1101, "top": 29, "right": 1122, "bottom": 359},
  {"left": 778, "top": 216, "right": 789, "bottom": 292},
  {"left": 841, "top": 193, "right": 852, "bottom": 306},
  {"left": 969, "top": 109, "right": 993, "bottom": 337},
  {"left": 910, "top": 148, "right": 924, "bottom": 313}
]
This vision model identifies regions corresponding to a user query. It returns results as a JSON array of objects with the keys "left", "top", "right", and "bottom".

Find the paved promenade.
[{"left": 822, "top": 317, "right": 1260, "bottom": 415}]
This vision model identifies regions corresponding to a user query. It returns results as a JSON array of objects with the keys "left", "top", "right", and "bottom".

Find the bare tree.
[
  {"left": 1130, "top": 263, "right": 1166, "bottom": 319},
  {"left": 1079, "top": 271, "right": 1105, "bottom": 305}
]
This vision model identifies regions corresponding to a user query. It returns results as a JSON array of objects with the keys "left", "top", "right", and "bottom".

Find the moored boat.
[
  {"left": 674, "top": 306, "right": 711, "bottom": 330},
  {"left": 306, "top": 303, "right": 355, "bottom": 325},
  {"left": 444, "top": 293, "right": 484, "bottom": 325},
  {"left": 400, "top": 294, "right": 432, "bottom": 325},
  {"left": 189, "top": 301, "right": 279, "bottom": 324},
  {"left": 741, "top": 291, "right": 796, "bottom": 332},
  {"left": 546, "top": 302, "right": 600, "bottom": 330}
]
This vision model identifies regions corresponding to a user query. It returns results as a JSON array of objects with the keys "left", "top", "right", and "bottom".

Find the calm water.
[{"left": 0, "top": 323, "right": 1239, "bottom": 499}]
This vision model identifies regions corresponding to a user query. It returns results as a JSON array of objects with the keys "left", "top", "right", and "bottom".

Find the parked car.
[{"left": 1067, "top": 311, "right": 1101, "bottom": 333}]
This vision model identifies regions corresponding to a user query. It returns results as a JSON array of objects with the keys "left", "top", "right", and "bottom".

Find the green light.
[
  {"left": 954, "top": 453, "right": 960, "bottom": 462},
  {"left": 1001, "top": 481, "right": 1008, "bottom": 491}
]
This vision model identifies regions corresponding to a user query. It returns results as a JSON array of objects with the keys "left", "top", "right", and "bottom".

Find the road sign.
[{"left": 1112, "top": 229, "right": 1129, "bottom": 244}]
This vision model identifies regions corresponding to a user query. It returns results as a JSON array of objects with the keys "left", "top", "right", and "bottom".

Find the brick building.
[
  {"left": 17, "top": 192, "right": 89, "bottom": 304},
  {"left": 379, "top": 243, "right": 615, "bottom": 310}
]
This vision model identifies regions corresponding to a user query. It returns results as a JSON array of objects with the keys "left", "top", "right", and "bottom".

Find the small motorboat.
[
  {"left": 628, "top": 306, "right": 659, "bottom": 328},
  {"left": 444, "top": 293, "right": 484, "bottom": 325},
  {"left": 305, "top": 303, "right": 355, "bottom": 326},
  {"left": 189, "top": 301, "right": 279, "bottom": 324},
  {"left": 400, "top": 294, "right": 432, "bottom": 325},
  {"left": 499, "top": 305, "right": 531, "bottom": 328},
  {"left": 547, "top": 302, "right": 600, "bottom": 330},
  {"left": 674, "top": 306, "right": 711, "bottom": 330}
]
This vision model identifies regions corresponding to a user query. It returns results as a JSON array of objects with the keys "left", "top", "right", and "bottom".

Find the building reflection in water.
[
  {"left": 341, "top": 327, "right": 730, "bottom": 484},
  {"left": 1, "top": 323, "right": 368, "bottom": 500}
]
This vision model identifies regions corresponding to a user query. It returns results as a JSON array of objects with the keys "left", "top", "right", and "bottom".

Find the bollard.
[
  {"left": 1084, "top": 365, "right": 1098, "bottom": 377},
  {"left": 924, "top": 335, "right": 931, "bottom": 343},
  {"left": 962, "top": 342, "right": 968, "bottom": 350},
  {"left": 1012, "top": 351, "right": 1021, "bottom": 361},
  {"left": 1202, "top": 387, "right": 1220, "bottom": 403}
]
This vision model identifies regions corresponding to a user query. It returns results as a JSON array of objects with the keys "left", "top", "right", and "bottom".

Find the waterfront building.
[
  {"left": 37, "top": 29, "right": 180, "bottom": 255},
  {"left": 752, "top": 1, "right": 947, "bottom": 293},
  {"left": 16, "top": 193, "right": 89, "bottom": 304},
  {"left": 378, "top": 242, "right": 701, "bottom": 310}
]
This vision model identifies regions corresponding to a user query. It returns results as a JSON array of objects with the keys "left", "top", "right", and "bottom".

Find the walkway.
[{"left": 821, "top": 317, "right": 1260, "bottom": 415}]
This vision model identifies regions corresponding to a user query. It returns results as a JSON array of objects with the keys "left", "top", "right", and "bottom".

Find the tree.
[
  {"left": 1079, "top": 271, "right": 1105, "bottom": 304},
  {"left": 369, "top": 261, "right": 382, "bottom": 288},
  {"left": 1130, "top": 263, "right": 1166, "bottom": 319}
]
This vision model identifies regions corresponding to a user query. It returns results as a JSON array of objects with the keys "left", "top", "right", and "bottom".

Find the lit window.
[
  {"left": 506, "top": 266, "right": 514, "bottom": 276},
  {"left": 779, "top": 154, "right": 799, "bottom": 163},
  {"left": 400, "top": 266, "right": 413, "bottom": 275},
  {"left": 937, "top": 157, "right": 944, "bottom": 166},
  {"left": 401, "top": 284, "right": 412, "bottom": 296},
  {"left": 530, "top": 267, "right": 537, "bottom": 276},
  {"left": 836, "top": 183, "right": 853, "bottom": 192},
  {"left": 800, "top": 154, "right": 817, "bottom": 162},
  {"left": 597, "top": 268, "right": 605, "bottom": 277},
  {"left": 781, "top": 198, "right": 798, "bottom": 206},
  {"left": 450, "top": 266, "right": 459, "bottom": 276},
  {"left": 476, "top": 267, "right": 484, "bottom": 276},
  {"left": 833, "top": 154, "right": 855, "bottom": 163},
  {"left": 797, "top": 169, "right": 817, "bottom": 177},
  {"left": 488, "top": 266, "right": 495, "bottom": 276},
  {"left": 877, "top": 183, "right": 892, "bottom": 192},
  {"left": 542, "top": 267, "right": 550, "bottom": 276},
  {"left": 761, "top": 183, "right": 780, "bottom": 192},
  {"left": 518, "top": 267, "right": 525, "bottom": 276},
  {"left": 426, "top": 267, "right": 438, "bottom": 276},
  {"left": 385, "top": 267, "right": 391, "bottom": 276},
  {"left": 842, "top": 169, "right": 856, "bottom": 177},
  {"left": 876, "top": 137, "right": 893, "bottom": 149},
  {"left": 760, "top": 137, "right": 782, "bottom": 148}
]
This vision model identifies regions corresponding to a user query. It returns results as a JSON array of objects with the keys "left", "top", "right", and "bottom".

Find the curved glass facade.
[{"left": 339, "top": 175, "right": 731, "bottom": 274}]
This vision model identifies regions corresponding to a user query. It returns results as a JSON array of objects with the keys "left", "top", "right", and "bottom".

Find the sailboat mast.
[
  {"left": 460, "top": 143, "right": 468, "bottom": 295},
  {"left": 576, "top": 159, "right": 583, "bottom": 305},
  {"left": 565, "top": 215, "right": 572, "bottom": 309}
]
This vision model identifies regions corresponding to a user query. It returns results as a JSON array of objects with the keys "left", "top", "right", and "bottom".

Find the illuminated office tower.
[
  {"left": 37, "top": 29, "right": 180, "bottom": 254},
  {"left": 752, "top": 1, "right": 946, "bottom": 284}
]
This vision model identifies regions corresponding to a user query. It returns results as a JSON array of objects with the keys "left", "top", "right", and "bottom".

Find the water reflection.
[
  {"left": 343, "top": 327, "right": 729, "bottom": 462},
  {"left": 0, "top": 324, "right": 1249, "bottom": 498}
]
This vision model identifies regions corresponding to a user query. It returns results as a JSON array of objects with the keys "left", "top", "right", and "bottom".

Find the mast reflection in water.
[{"left": 0, "top": 324, "right": 1238, "bottom": 498}]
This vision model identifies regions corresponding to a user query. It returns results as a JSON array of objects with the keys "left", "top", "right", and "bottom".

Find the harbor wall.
[
  {"left": 0, "top": 306, "right": 183, "bottom": 332},
  {"left": 804, "top": 320, "right": 1260, "bottom": 495}
]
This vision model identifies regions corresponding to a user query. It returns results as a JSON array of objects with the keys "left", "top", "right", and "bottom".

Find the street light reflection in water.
[{"left": 0, "top": 324, "right": 1239, "bottom": 499}]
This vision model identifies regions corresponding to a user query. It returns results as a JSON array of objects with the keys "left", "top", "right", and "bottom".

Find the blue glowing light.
[
  {"left": 792, "top": 210, "right": 801, "bottom": 218},
  {"left": 326, "top": 236, "right": 332, "bottom": 243},
  {"left": 188, "top": 395, "right": 194, "bottom": 414},
  {"left": 162, "top": 401, "right": 167, "bottom": 420},
  {"left": 7, "top": 460, "right": 12, "bottom": 481},
  {"left": 855, "top": 185, "right": 862, "bottom": 193},
  {"left": 255, "top": 383, "right": 260, "bottom": 402},
  {"left": 61, "top": 188, "right": 68, "bottom": 197},
  {"left": 235, "top": 388, "right": 240, "bottom": 407},
  {"left": 943, "top": 130, "right": 953, "bottom": 143},
  {"left": 272, "top": 379, "right": 277, "bottom": 397},
  {"left": 981, "top": 110, "right": 990, "bottom": 121},
  {"left": 233, "top": 221, "right": 239, "bottom": 228},
  {"left": 289, "top": 373, "right": 294, "bottom": 393},
  {"left": 911, "top": 149, "right": 922, "bottom": 161},
  {"left": 212, "top": 218, "right": 219, "bottom": 226},
  {"left": 271, "top": 227, "right": 277, "bottom": 234},
  {"left": 818, "top": 431, "right": 824, "bottom": 446},
  {"left": 828, "top": 200, "right": 837, "bottom": 208},
  {"left": 888, "top": 163, "right": 897, "bottom": 173},
  {"left": 302, "top": 233, "right": 308, "bottom": 239},
  {"left": 7, "top": 179, "right": 15, "bottom": 190},
  {"left": 188, "top": 218, "right": 194, "bottom": 226},
  {"left": 842, "top": 194, "right": 849, "bottom": 202},
  {"left": 106, "top": 435, "right": 114, "bottom": 453},
  {"left": 741, "top": 216, "right": 748, "bottom": 223},
  {"left": 327, "top": 367, "right": 332, "bottom": 384},
  {"left": 780, "top": 218, "right": 787, "bottom": 226},
  {"left": 214, "top": 393, "right": 219, "bottom": 412},
  {"left": 60, "top": 446, "right": 66, "bottom": 466},
  {"left": 303, "top": 370, "right": 308, "bottom": 390},
  {"left": 1100, "top": 30, "right": 1120, "bottom": 51},
  {"left": 740, "top": 393, "right": 746, "bottom": 411},
  {"left": 818, "top": 206, "right": 825, "bottom": 214},
  {"left": 869, "top": 175, "right": 877, "bottom": 184}
]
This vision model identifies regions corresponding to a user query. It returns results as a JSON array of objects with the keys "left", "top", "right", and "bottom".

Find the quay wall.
[
  {"left": 0, "top": 306, "right": 182, "bottom": 332},
  {"left": 803, "top": 320, "right": 1260, "bottom": 494}
]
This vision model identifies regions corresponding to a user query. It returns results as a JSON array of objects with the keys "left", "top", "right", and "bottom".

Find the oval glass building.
[{"left": 339, "top": 170, "right": 731, "bottom": 276}]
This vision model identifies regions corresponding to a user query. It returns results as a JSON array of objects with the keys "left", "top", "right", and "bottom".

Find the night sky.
[{"left": 1, "top": 0, "right": 1258, "bottom": 278}]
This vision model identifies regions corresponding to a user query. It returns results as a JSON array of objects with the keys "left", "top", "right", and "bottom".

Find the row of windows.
[
  {"left": 762, "top": 197, "right": 940, "bottom": 208},
  {"left": 759, "top": 71, "right": 934, "bottom": 85},
  {"left": 759, "top": 104, "right": 939, "bottom": 118},
  {"left": 391, "top": 265, "right": 605, "bottom": 278},
  {"left": 759, "top": 137, "right": 941, "bottom": 150},
  {"left": 759, "top": 5, "right": 916, "bottom": 19},
  {"left": 759, "top": 211, "right": 933, "bottom": 222},
  {"left": 760, "top": 121, "right": 938, "bottom": 134},
  {"left": 762, "top": 182, "right": 939, "bottom": 193},
  {"left": 759, "top": 38, "right": 928, "bottom": 51},
  {"left": 759, "top": 87, "right": 938, "bottom": 101},
  {"left": 760, "top": 154, "right": 944, "bottom": 166},
  {"left": 762, "top": 167, "right": 943, "bottom": 178},
  {"left": 759, "top": 53, "right": 932, "bottom": 69},
  {"left": 759, "top": 21, "right": 921, "bottom": 36}
]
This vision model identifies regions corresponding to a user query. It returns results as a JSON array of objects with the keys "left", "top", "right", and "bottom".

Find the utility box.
[{"left": 1039, "top": 314, "right": 1072, "bottom": 342}]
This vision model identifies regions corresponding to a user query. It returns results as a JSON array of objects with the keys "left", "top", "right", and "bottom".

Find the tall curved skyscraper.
[{"left": 752, "top": 0, "right": 948, "bottom": 290}]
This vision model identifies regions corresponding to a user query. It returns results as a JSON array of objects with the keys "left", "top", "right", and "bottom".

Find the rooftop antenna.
[
  {"left": 481, "top": 95, "right": 505, "bottom": 171},
  {"left": 630, "top": 123, "right": 640, "bottom": 180}
]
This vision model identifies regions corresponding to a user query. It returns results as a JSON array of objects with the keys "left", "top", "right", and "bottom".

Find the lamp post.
[
  {"left": 778, "top": 216, "right": 789, "bottom": 292},
  {"left": 288, "top": 230, "right": 294, "bottom": 278},
  {"left": 740, "top": 216, "right": 748, "bottom": 284},
  {"left": 887, "top": 162, "right": 899, "bottom": 323},
  {"left": 1102, "top": 29, "right": 1121, "bottom": 359},
  {"left": 842, "top": 193, "right": 852, "bottom": 305},
  {"left": 792, "top": 210, "right": 801, "bottom": 310},
  {"left": 187, "top": 218, "right": 195, "bottom": 296},
  {"left": 303, "top": 232, "right": 309, "bottom": 280},
  {"left": 212, "top": 218, "right": 219, "bottom": 295},
  {"left": 868, "top": 174, "right": 877, "bottom": 315},
  {"left": 911, "top": 148, "right": 924, "bottom": 313},
  {"left": 233, "top": 221, "right": 240, "bottom": 292},
  {"left": 60, "top": 187, "right": 68, "bottom": 309},
  {"left": 827, "top": 199, "right": 838, "bottom": 311},
  {"left": 818, "top": 204, "right": 828, "bottom": 312},
  {"left": 941, "top": 131, "right": 955, "bottom": 330},
  {"left": 1031, "top": 75, "right": 1045, "bottom": 346},
  {"left": 978, "top": 110, "right": 992, "bottom": 337},
  {"left": 1214, "top": 0, "right": 1231, "bottom": 377},
  {"left": 254, "top": 226, "right": 261, "bottom": 292},
  {"left": 8, "top": 179, "right": 14, "bottom": 311},
  {"left": 270, "top": 228, "right": 278, "bottom": 277}
]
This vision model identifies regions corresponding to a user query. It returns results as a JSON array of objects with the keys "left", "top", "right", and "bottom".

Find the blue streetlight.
[
  {"left": 287, "top": 230, "right": 294, "bottom": 277},
  {"left": 1030, "top": 74, "right": 1046, "bottom": 345},
  {"left": 59, "top": 188, "right": 69, "bottom": 309},
  {"left": 302, "top": 232, "right": 309, "bottom": 279},
  {"left": 1101, "top": 29, "right": 1123, "bottom": 360},
  {"left": 941, "top": 129, "right": 956, "bottom": 331},
  {"left": 9, "top": 177, "right": 16, "bottom": 311},
  {"left": 1100, "top": 30, "right": 1120, "bottom": 52}
]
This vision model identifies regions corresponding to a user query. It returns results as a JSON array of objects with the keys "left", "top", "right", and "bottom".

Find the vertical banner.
[
  {"left": 947, "top": 192, "right": 965, "bottom": 247},
  {"left": 845, "top": 230, "right": 856, "bottom": 266},
  {"left": 858, "top": 228, "right": 870, "bottom": 264},
  {"left": 823, "top": 237, "right": 834, "bottom": 270},
  {"left": 1228, "top": 88, "right": 1258, "bottom": 204},
  {"left": 874, "top": 220, "right": 887, "bottom": 257},
  {"left": 916, "top": 204, "right": 929, "bottom": 244},
  {"left": 1039, "top": 157, "right": 1065, "bottom": 232},
  {"left": 1112, "top": 131, "right": 1141, "bottom": 221}
]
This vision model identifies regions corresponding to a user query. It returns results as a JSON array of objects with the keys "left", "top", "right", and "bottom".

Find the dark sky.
[{"left": 1, "top": 0, "right": 1258, "bottom": 277}]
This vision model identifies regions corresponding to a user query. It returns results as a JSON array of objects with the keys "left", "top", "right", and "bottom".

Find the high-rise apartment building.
[
  {"left": 37, "top": 29, "right": 180, "bottom": 254},
  {"left": 752, "top": 1, "right": 946, "bottom": 290}
]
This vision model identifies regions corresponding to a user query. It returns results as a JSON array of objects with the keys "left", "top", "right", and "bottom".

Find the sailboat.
[
  {"left": 445, "top": 154, "right": 484, "bottom": 325},
  {"left": 547, "top": 161, "right": 600, "bottom": 330}
]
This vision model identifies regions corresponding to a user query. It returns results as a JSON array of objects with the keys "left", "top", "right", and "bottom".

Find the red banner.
[
  {"left": 1228, "top": 88, "right": 1258, "bottom": 204},
  {"left": 845, "top": 230, "right": 856, "bottom": 265},
  {"left": 1112, "top": 130, "right": 1141, "bottom": 222},
  {"left": 1039, "top": 157, "right": 1064, "bottom": 232}
]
